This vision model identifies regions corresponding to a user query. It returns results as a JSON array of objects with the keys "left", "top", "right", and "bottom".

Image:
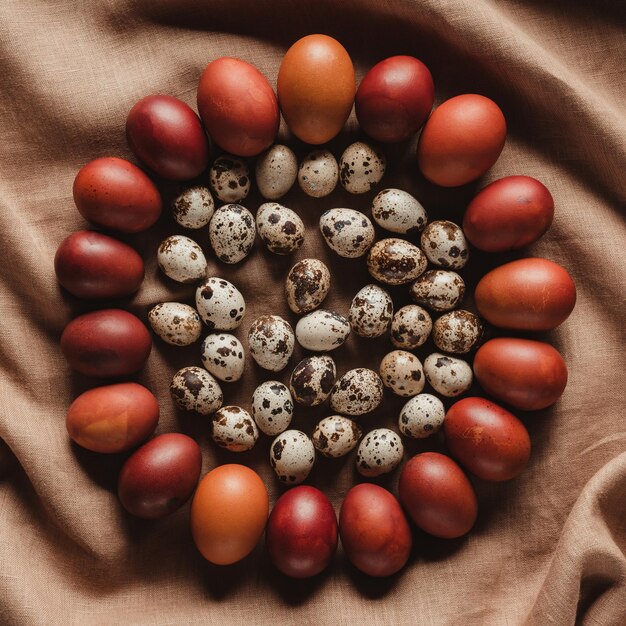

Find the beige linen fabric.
[{"left": 0, "top": 1, "right": 625, "bottom": 624}]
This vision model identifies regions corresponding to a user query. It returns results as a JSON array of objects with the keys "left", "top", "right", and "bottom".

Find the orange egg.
[
  {"left": 278, "top": 34, "right": 355, "bottom": 144},
  {"left": 191, "top": 464, "right": 269, "bottom": 565}
]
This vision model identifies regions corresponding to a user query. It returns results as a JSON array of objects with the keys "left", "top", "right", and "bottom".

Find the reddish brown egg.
[
  {"left": 126, "top": 94, "right": 209, "bottom": 180},
  {"left": 339, "top": 483, "right": 411, "bottom": 577},
  {"left": 197, "top": 57, "right": 279, "bottom": 156},
  {"left": 417, "top": 94, "right": 506, "bottom": 187},
  {"left": 278, "top": 34, "right": 355, "bottom": 144},
  {"left": 398, "top": 453, "right": 477, "bottom": 538},
  {"left": 444, "top": 397, "right": 531, "bottom": 481},
  {"left": 73, "top": 157, "right": 162, "bottom": 233},
  {"left": 356, "top": 55, "right": 434, "bottom": 143},
  {"left": 474, "top": 338, "right": 568, "bottom": 410},
  {"left": 60, "top": 309, "right": 151, "bottom": 377},
  {"left": 118, "top": 433, "right": 202, "bottom": 519},
  {"left": 54, "top": 230, "right": 144, "bottom": 299},
  {"left": 266, "top": 486, "right": 338, "bottom": 578},
  {"left": 475, "top": 258, "right": 576, "bottom": 331},
  {"left": 66, "top": 382, "right": 158, "bottom": 453}
]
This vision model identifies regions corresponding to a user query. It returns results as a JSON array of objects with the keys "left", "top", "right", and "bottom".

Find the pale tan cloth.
[{"left": 0, "top": 1, "right": 625, "bottom": 625}]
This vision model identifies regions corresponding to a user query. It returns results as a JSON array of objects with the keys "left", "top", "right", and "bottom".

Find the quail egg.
[
  {"left": 339, "top": 142, "right": 386, "bottom": 194},
  {"left": 195, "top": 277, "right": 245, "bottom": 331},
  {"left": 157, "top": 235, "right": 207, "bottom": 284},
  {"left": 295, "top": 310, "right": 350, "bottom": 352},
  {"left": 390, "top": 305, "right": 433, "bottom": 349},
  {"left": 209, "top": 204, "right": 255, "bottom": 264},
  {"left": 200, "top": 333, "right": 245, "bottom": 382},
  {"left": 270, "top": 430, "right": 316, "bottom": 484},
  {"left": 256, "top": 202, "right": 304, "bottom": 255},
  {"left": 424, "top": 353, "right": 473, "bottom": 397},
  {"left": 209, "top": 155, "right": 251, "bottom": 203},
  {"left": 420, "top": 220, "right": 469, "bottom": 269},
  {"left": 367, "top": 238, "right": 427, "bottom": 285},
  {"left": 170, "top": 366, "right": 223, "bottom": 416},
  {"left": 371, "top": 188, "right": 427, "bottom": 235},
  {"left": 330, "top": 368, "right": 383, "bottom": 416},
  {"left": 319, "top": 208, "right": 375, "bottom": 258},
  {"left": 410, "top": 270, "right": 466, "bottom": 312},
  {"left": 312, "top": 416, "right": 362, "bottom": 458},
  {"left": 285, "top": 258, "right": 331, "bottom": 314},
  {"left": 211, "top": 406, "right": 258, "bottom": 452},
  {"left": 433, "top": 310, "right": 483, "bottom": 354},
  {"left": 251, "top": 381, "right": 294, "bottom": 436},
  {"left": 255, "top": 144, "right": 298, "bottom": 200},
  {"left": 298, "top": 150, "right": 338, "bottom": 198},
  {"left": 148, "top": 302, "right": 202, "bottom": 346},
  {"left": 247, "top": 315, "right": 295, "bottom": 372},
  {"left": 172, "top": 185, "right": 215, "bottom": 229},
  {"left": 289, "top": 355, "right": 336, "bottom": 407},
  {"left": 356, "top": 428, "right": 404, "bottom": 477},
  {"left": 398, "top": 393, "right": 445, "bottom": 439},
  {"left": 379, "top": 350, "right": 425, "bottom": 397},
  {"left": 349, "top": 284, "right": 393, "bottom": 338}
]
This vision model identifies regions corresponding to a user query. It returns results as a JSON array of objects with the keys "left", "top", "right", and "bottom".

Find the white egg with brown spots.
[
  {"left": 247, "top": 315, "right": 295, "bottom": 372},
  {"left": 270, "top": 430, "right": 316, "bottom": 485},
  {"left": 209, "top": 204, "right": 255, "bottom": 264},
  {"left": 410, "top": 270, "right": 466, "bottom": 312},
  {"left": 330, "top": 368, "right": 383, "bottom": 416},
  {"left": 367, "top": 238, "right": 427, "bottom": 285},
  {"left": 195, "top": 277, "right": 245, "bottom": 331},
  {"left": 256, "top": 202, "right": 304, "bottom": 255},
  {"left": 424, "top": 353, "right": 473, "bottom": 397},
  {"left": 295, "top": 310, "right": 350, "bottom": 352},
  {"left": 170, "top": 366, "right": 223, "bottom": 416},
  {"left": 171, "top": 185, "right": 215, "bottom": 229},
  {"left": 289, "top": 355, "right": 336, "bottom": 407},
  {"left": 390, "top": 304, "right": 432, "bottom": 350},
  {"left": 319, "top": 208, "right": 375, "bottom": 258},
  {"left": 209, "top": 155, "right": 251, "bottom": 203},
  {"left": 255, "top": 144, "right": 298, "bottom": 200},
  {"left": 251, "top": 381, "right": 294, "bottom": 436},
  {"left": 371, "top": 188, "right": 428, "bottom": 235},
  {"left": 398, "top": 393, "right": 445, "bottom": 439},
  {"left": 200, "top": 333, "right": 245, "bottom": 382},
  {"left": 420, "top": 220, "right": 469, "bottom": 269},
  {"left": 298, "top": 150, "right": 338, "bottom": 198},
  {"left": 211, "top": 406, "right": 258, "bottom": 452},
  {"left": 148, "top": 302, "right": 202, "bottom": 346},
  {"left": 356, "top": 428, "right": 404, "bottom": 477},
  {"left": 157, "top": 235, "right": 207, "bottom": 284},
  {"left": 379, "top": 350, "right": 425, "bottom": 397},
  {"left": 339, "top": 142, "right": 386, "bottom": 194},
  {"left": 312, "top": 416, "right": 362, "bottom": 458},
  {"left": 285, "top": 258, "right": 331, "bottom": 314},
  {"left": 349, "top": 284, "right": 393, "bottom": 338},
  {"left": 433, "top": 310, "right": 483, "bottom": 354}
]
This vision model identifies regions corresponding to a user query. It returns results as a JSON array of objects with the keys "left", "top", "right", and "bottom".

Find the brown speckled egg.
[
  {"left": 256, "top": 203, "right": 304, "bottom": 255},
  {"left": 319, "top": 208, "right": 375, "bottom": 258},
  {"left": 285, "top": 258, "right": 331, "bottom": 314},
  {"left": 195, "top": 277, "right": 245, "bottom": 331},
  {"left": 349, "top": 284, "right": 393, "bottom": 338},
  {"left": 251, "top": 381, "right": 294, "bottom": 436},
  {"left": 330, "top": 368, "right": 383, "bottom": 416},
  {"left": 290, "top": 355, "right": 336, "bottom": 407},
  {"left": 298, "top": 150, "right": 338, "bottom": 198},
  {"left": 312, "top": 416, "right": 362, "bottom": 458},
  {"left": 367, "top": 238, "right": 427, "bottom": 285},
  {"left": 371, "top": 188, "right": 427, "bottom": 235},
  {"left": 295, "top": 310, "right": 351, "bottom": 352},
  {"left": 433, "top": 310, "right": 483, "bottom": 354},
  {"left": 420, "top": 221, "right": 469, "bottom": 269},
  {"left": 209, "top": 155, "right": 251, "bottom": 203},
  {"left": 255, "top": 144, "right": 298, "bottom": 200},
  {"left": 424, "top": 353, "right": 472, "bottom": 397},
  {"left": 171, "top": 186, "right": 215, "bottom": 229},
  {"left": 398, "top": 393, "right": 446, "bottom": 438},
  {"left": 201, "top": 333, "right": 245, "bottom": 382},
  {"left": 270, "top": 430, "right": 316, "bottom": 484},
  {"left": 211, "top": 406, "right": 258, "bottom": 452},
  {"left": 339, "top": 142, "right": 386, "bottom": 194},
  {"left": 390, "top": 305, "right": 432, "bottom": 350},
  {"left": 170, "top": 366, "right": 223, "bottom": 415},
  {"left": 356, "top": 428, "right": 404, "bottom": 477},
  {"left": 410, "top": 270, "right": 466, "bottom": 312},
  {"left": 209, "top": 204, "right": 255, "bottom": 264},
  {"left": 157, "top": 235, "right": 207, "bottom": 284},
  {"left": 247, "top": 315, "right": 295, "bottom": 372},
  {"left": 379, "top": 350, "right": 425, "bottom": 397},
  {"left": 148, "top": 302, "right": 202, "bottom": 346}
]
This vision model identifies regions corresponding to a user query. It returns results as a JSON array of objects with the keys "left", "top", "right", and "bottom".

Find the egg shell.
[
  {"left": 349, "top": 284, "right": 393, "bottom": 338},
  {"left": 195, "top": 277, "right": 245, "bottom": 331},
  {"left": 157, "top": 235, "right": 207, "bottom": 284},
  {"left": 424, "top": 353, "right": 473, "bottom": 397},
  {"left": 390, "top": 304, "right": 432, "bottom": 350},
  {"left": 191, "top": 464, "right": 269, "bottom": 565},
  {"left": 398, "top": 393, "right": 446, "bottom": 439},
  {"left": 356, "top": 428, "right": 404, "bottom": 477},
  {"left": 320, "top": 208, "right": 375, "bottom": 258},
  {"left": 126, "top": 94, "right": 209, "bottom": 181},
  {"left": 170, "top": 366, "right": 223, "bottom": 415},
  {"left": 172, "top": 186, "right": 215, "bottom": 229},
  {"left": 379, "top": 350, "right": 425, "bottom": 397},
  {"left": 73, "top": 157, "right": 162, "bottom": 233},
  {"left": 367, "top": 237, "right": 427, "bottom": 285},
  {"left": 295, "top": 310, "right": 350, "bottom": 352},
  {"left": 248, "top": 315, "right": 295, "bottom": 372},
  {"left": 278, "top": 35, "right": 355, "bottom": 144},
  {"left": 339, "top": 483, "right": 411, "bottom": 577},
  {"left": 60, "top": 309, "right": 151, "bottom": 378},
  {"left": 399, "top": 452, "right": 478, "bottom": 538},
  {"left": 289, "top": 355, "right": 336, "bottom": 407},
  {"left": 211, "top": 406, "right": 258, "bottom": 452},
  {"left": 266, "top": 486, "right": 338, "bottom": 578},
  {"left": 417, "top": 94, "right": 506, "bottom": 187},
  {"left": 118, "top": 433, "right": 202, "bottom": 519},
  {"left": 255, "top": 144, "right": 298, "bottom": 200},
  {"left": 420, "top": 220, "right": 469, "bottom": 269},
  {"left": 251, "top": 381, "right": 294, "bottom": 436},
  {"left": 55, "top": 230, "right": 144, "bottom": 299},
  {"left": 355, "top": 55, "right": 434, "bottom": 143},
  {"left": 298, "top": 150, "right": 339, "bottom": 198},
  {"left": 209, "top": 204, "right": 256, "bottom": 264},
  {"left": 197, "top": 57, "right": 279, "bottom": 156},
  {"left": 474, "top": 337, "right": 568, "bottom": 410},
  {"left": 285, "top": 258, "right": 331, "bottom": 314},
  {"left": 148, "top": 302, "right": 202, "bottom": 346},
  {"left": 339, "top": 142, "right": 386, "bottom": 194},
  {"left": 312, "top": 415, "right": 362, "bottom": 458},
  {"left": 256, "top": 203, "right": 304, "bottom": 255},
  {"left": 200, "top": 333, "right": 245, "bottom": 382},
  {"left": 433, "top": 310, "right": 483, "bottom": 354},
  {"left": 463, "top": 176, "right": 554, "bottom": 252},
  {"left": 475, "top": 258, "right": 576, "bottom": 331},
  {"left": 66, "top": 382, "right": 159, "bottom": 453},
  {"left": 270, "top": 430, "right": 316, "bottom": 485},
  {"left": 410, "top": 270, "right": 466, "bottom": 312},
  {"left": 445, "top": 397, "right": 531, "bottom": 481},
  {"left": 371, "top": 188, "right": 428, "bottom": 235},
  {"left": 209, "top": 155, "right": 251, "bottom": 203},
  {"left": 330, "top": 368, "right": 383, "bottom": 416}
]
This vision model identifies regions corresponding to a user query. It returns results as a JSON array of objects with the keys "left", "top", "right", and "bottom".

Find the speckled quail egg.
[
  {"left": 349, "top": 284, "right": 393, "bottom": 338},
  {"left": 289, "top": 355, "right": 336, "bottom": 407},
  {"left": 339, "top": 142, "right": 386, "bottom": 194},
  {"left": 298, "top": 150, "right": 339, "bottom": 198},
  {"left": 247, "top": 315, "right": 295, "bottom": 372},
  {"left": 209, "top": 204, "right": 255, "bottom": 264},
  {"left": 379, "top": 350, "right": 425, "bottom": 397},
  {"left": 148, "top": 302, "right": 202, "bottom": 346},
  {"left": 209, "top": 155, "right": 251, "bottom": 203},
  {"left": 251, "top": 381, "right": 294, "bottom": 436},
  {"left": 356, "top": 428, "right": 404, "bottom": 477},
  {"left": 371, "top": 188, "right": 427, "bottom": 235},
  {"left": 256, "top": 202, "right": 304, "bottom": 255},
  {"left": 285, "top": 258, "right": 331, "bottom": 314},
  {"left": 255, "top": 144, "right": 298, "bottom": 200},
  {"left": 367, "top": 238, "right": 427, "bottom": 285},
  {"left": 424, "top": 353, "right": 473, "bottom": 397},
  {"left": 330, "top": 368, "right": 383, "bottom": 416},
  {"left": 295, "top": 310, "right": 350, "bottom": 352},
  {"left": 157, "top": 235, "right": 207, "bottom": 284},
  {"left": 319, "top": 208, "right": 375, "bottom": 258},
  {"left": 200, "top": 333, "right": 245, "bottom": 382},
  {"left": 420, "top": 220, "right": 469, "bottom": 269},
  {"left": 270, "top": 430, "right": 316, "bottom": 485},
  {"left": 410, "top": 270, "right": 466, "bottom": 312},
  {"left": 398, "top": 393, "right": 445, "bottom": 439},
  {"left": 195, "top": 277, "right": 245, "bottom": 331},
  {"left": 170, "top": 366, "right": 223, "bottom": 416},
  {"left": 171, "top": 185, "right": 215, "bottom": 229},
  {"left": 211, "top": 406, "right": 258, "bottom": 452},
  {"left": 433, "top": 310, "right": 483, "bottom": 354},
  {"left": 312, "top": 416, "right": 362, "bottom": 458},
  {"left": 390, "top": 305, "right": 433, "bottom": 350}
]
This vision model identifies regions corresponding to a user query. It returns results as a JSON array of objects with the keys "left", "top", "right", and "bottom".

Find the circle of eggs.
[
  {"left": 398, "top": 393, "right": 446, "bottom": 439},
  {"left": 170, "top": 366, "right": 223, "bottom": 416},
  {"left": 251, "top": 381, "right": 294, "bottom": 436},
  {"left": 211, "top": 406, "right": 258, "bottom": 452},
  {"left": 270, "top": 430, "right": 316, "bottom": 485},
  {"left": 356, "top": 428, "right": 404, "bottom": 477},
  {"left": 157, "top": 235, "right": 207, "bottom": 284},
  {"left": 209, "top": 154, "right": 251, "bottom": 203},
  {"left": 171, "top": 185, "right": 215, "bottom": 229}
]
